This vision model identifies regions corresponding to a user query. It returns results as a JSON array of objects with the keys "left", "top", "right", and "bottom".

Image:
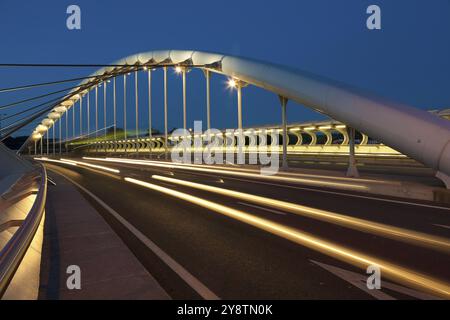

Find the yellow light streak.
[
  {"left": 152, "top": 175, "right": 450, "bottom": 252},
  {"left": 61, "top": 158, "right": 120, "bottom": 173},
  {"left": 124, "top": 176, "right": 450, "bottom": 298},
  {"left": 82, "top": 157, "right": 370, "bottom": 191},
  {"left": 34, "top": 157, "right": 77, "bottom": 166}
]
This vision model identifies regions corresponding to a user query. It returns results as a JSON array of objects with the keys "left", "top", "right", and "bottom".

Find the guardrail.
[{"left": 0, "top": 163, "right": 47, "bottom": 297}]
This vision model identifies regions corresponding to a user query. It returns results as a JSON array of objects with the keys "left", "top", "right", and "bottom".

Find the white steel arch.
[{"left": 36, "top": 50, "right": 450, "bottom": 179}]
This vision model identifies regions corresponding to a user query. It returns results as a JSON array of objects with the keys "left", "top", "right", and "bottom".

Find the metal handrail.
[{"left": 0, "top": 164, "right": 47, "bottom": 297}]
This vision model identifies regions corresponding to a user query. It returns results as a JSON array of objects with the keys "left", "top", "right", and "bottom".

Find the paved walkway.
[{"left": 38, "top": 172, "right": 170, "bottom": 299}]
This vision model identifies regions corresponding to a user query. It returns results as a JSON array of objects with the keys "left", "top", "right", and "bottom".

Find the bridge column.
[
  {"left": 104, "top": 81, "right": 107, "bottom": 153},
  {"left": 40, "top": 136, "right": 43, "bottom": 156},
  {"left": 72, "top": 104, "right": 75, "bottom": 139},
  {"left": 182, "top": 68, "right": 187, "bottom": 130},
  {"left": 52, "top": 125, "right": 55, "bottom": 156},
  {"left": 279, "top": 96, "right": 289, "bottom": 169},
  {"left": 65, "top": 111, "right": 68, "bottom": 155},
  {"left": 436, "top": 172, "right": 450, "bottom": 189},
  {"left": 123, "top": 74, "right": 128, "bottom": 155},
  {"left": 147, "top": 69, "right": 152, "bottom": 157},
  {"left": 59, "top": 118, "right": 62, "bottom": 155},
  {"left": 204, "top": 70, "right": 211, "bottom": 130},
  {"left": 112, "top": 77, "right": 116, "bottom": 153},
  {"left": 346, "top": 127, "right": 359, "bottom": 177},
  {"left": 34, "top": 140, "right": 37, "bottom": 156},
  {"left": 164, "top": 66, "right": 169, "bottom": 160},
  {"left": 46, "top": 130, "right": 49, "bottom": 155},
  {"left": 135, "top": 69, "right": 139, "bottom": 156},
  {"left": 87, "top": 90, "right": 90, "bottom": 138},
  {"left": 79, "top": 95, "right": 83, "bottom": 137}
]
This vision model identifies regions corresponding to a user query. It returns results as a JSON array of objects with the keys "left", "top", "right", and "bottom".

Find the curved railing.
[{"left": 0, "top": 163, "right": 47, "bottom": 297}]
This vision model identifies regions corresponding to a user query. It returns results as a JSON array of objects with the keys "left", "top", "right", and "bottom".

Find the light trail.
[
  {"left": 60, "top": 158, "right": 120, "bottom": 173},
  {"left": 34, "top": 157, "right": 120, "bottom": 174},
  {"left": 34, "top": 157, "right": 77, "bottom": 166},
  {"left": 151, "top": 175, "right": 450, "bottom": 252},
  {"left": 83, "top": 157, "right": 369, "bottom": 191},
  {"left": 124, "top": 176, "right": 450, "bottom": 298},
  {"left": 111, "top": 157, "right": 393, "bottom": 184}
]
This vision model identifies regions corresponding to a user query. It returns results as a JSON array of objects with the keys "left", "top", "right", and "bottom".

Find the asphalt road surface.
[{"left": 41, "top": 157, "right": 450, "bottom": 299}]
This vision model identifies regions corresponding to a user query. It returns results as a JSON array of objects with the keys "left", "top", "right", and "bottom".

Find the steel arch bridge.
[{"left": 26, "top": 50, "right": 450, "bottom": 186}]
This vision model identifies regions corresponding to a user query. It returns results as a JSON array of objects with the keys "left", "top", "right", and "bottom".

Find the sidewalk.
[{"left": 38, "top": 172, "right": 170, "bottom": 299}]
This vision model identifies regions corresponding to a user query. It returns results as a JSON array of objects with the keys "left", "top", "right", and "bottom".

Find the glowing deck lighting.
[
  {"left": 175, "top": 66, "right": 182, "bottom": 74},
  {"left": 82, "top": 157, "right": 369, "bottom": 191},
  {"left": 60, "top": 158, "right": 120, "bottom": 173},
  {"left": 124, "top": 176, "right": 450, "bottom": 298},
  {"left": 152, "top": 175, "right": 450, "bottom": 252}
]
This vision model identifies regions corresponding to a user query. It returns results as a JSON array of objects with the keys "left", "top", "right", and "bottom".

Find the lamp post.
[
  {"left": 228, "top": 78, "right": 247, "bottom": 164},
  {"left": 163, "top": 66, "right": 168, "bottom": 160},
  {"left": 147, "top": 68, "right": 152, "bottom": 157},
  {"left": 279, "top": 96, "right": 288, "bottom": 169}
]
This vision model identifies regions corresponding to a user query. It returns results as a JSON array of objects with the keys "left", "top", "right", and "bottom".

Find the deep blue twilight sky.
[{"left": 0, "top": 0, "right": 449, "bottom": 137}]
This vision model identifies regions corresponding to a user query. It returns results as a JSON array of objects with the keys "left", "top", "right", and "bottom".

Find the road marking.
[
  {"left": 51, "top": 171, "right": 220, "bottom": 300},
  {"left": 124, "top": 176, "right": 450, "bottom": 298},
  {"left": 237, "top": 202, "right": 287, "bottom": 215},
  {"left": 219, "top": 176, "right": 450, "bottom": 212},
  {"left": 433, "top": 224, "right": 450, "bottom": 230},
  {"left": 152, "top": 175, "right": 450, "bottom": 251},
  {"left": 311, "top": 260, "right": 440, "bottom": 300}
]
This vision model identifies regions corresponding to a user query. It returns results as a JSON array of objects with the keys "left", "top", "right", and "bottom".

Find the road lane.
[{"left": 40, "top": 161, "right": 448, "bottom": 298}]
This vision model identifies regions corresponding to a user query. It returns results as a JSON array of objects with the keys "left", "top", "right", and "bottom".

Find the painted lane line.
[
  {"left": 433, "top": 224, "right": 450, "bottom": 230},
  {"left": 82, "top": 157, "right": 450, "bottom": 212},
  {"left": 219, "top": 175, "right": 450, "bottom": 212},
  {"left": 124, "top": 176, "right": 450, "bottom": 298},
  {"left": 237, "top": 202, "right": 287, "bottom": 216},
  {"left": 52, "top": 171, "right": 219, "bottom": 300}
]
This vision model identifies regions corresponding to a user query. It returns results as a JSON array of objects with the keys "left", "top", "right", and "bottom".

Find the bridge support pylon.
[
  {"left": 346, "top": 127, "right": 359, "bottom": 178},
  {"left": 279, "top": 96, "right": 289, "bottom": 170}
]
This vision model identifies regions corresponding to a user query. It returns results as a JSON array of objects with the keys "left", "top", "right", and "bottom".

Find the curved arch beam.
[{"left": 44, "top": 50, "right": 450, "bottom": 176}]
